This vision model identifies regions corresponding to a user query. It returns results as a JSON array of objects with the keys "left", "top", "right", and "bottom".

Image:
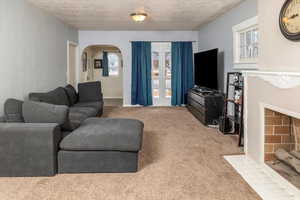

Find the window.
[
  {"left": 233, "top": 16, "right": 258, "bottom": 69},
  {"left": 108, "top": 53, "right": 120, "bottom": 76}
]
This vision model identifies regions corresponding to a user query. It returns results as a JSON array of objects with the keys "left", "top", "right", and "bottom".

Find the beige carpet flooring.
[{"left": 0, "top": 107, "right": 260, "bottom": 200}]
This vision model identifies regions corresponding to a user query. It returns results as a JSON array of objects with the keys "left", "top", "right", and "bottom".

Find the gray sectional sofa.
[
  {"left": 29, "top": 81, "right": 104, "bottom": 131},
  {"left": 0, "top": 81, "right": 144, "bottom": 177}
]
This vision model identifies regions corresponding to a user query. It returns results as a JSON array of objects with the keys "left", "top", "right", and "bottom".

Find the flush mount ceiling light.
[{"left": 130, "top": 13, "right": 147, "bottom": 22}]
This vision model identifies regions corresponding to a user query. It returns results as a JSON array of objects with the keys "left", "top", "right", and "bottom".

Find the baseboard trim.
[
  {"left": 123, "top": 105, "right": 142, "bottom": 107},
  {"left": 122, "top": 105, "right": 185, "bottom": 108},
  {"left": 104, "top": 97, "right": 123, "bottom": 99}
]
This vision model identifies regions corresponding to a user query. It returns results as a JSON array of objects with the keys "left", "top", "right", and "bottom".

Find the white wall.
[
  {"left": 79, "top": 31, "right": 198, "bottom": 105},
  {"left": 81, "top": 46, "right": 123, "bottom": 98},
  {"left": 80, "top": 48, "right": 93, "bottom": 82},
  {"left": 0, "top": 0, "right": 78, "bottom": 115},
  {"left": 245, "top": 0, "right": 300, "bottom": 162},
  {"left": 259, "top": 0, "right": 300, "bottom": 72},
  {"left": 198, "top": 0, "right": 258, "bottom": 91},
  {"left": 93, "top": 50, "right": 123, "bottom": 99}
]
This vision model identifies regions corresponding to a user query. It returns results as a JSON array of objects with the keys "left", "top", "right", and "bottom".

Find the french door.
[{"left": 152, "top": 43, "right": 172, "bottom": 106}]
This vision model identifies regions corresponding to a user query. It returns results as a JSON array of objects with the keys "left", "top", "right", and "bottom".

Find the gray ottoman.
[{"left": 58, "top": 118, "right": 144, "bottom": 173}]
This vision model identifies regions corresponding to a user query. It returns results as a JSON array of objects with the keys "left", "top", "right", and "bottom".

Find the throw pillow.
[{"left": 64, "top": 85, "right": 78, "bottom": 106}]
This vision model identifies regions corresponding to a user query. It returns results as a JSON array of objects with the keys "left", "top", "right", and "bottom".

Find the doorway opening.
[
  {"left": 81, "top": 45, "right": 123, "bottom": 107},
  {"left": 151, "top": 42, "right": 172, "bottom": 106},
  {"left": 67, "top": 41, "right": 78, "bottom": 87}
]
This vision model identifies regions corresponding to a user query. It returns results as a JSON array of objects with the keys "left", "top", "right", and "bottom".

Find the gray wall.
[
  {"left": 198, "top": 0, "right": 257, "bottom": 92},
  {"left": 0, "top": 0, "right": 78, "bottom": 115}
]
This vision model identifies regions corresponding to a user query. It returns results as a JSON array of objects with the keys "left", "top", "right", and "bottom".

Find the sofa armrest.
[
  {"left": 78, "top": 81, "right": 103, "bottom": 103},
  {"left": 0, "top": 123, "right": 61, "bottom": 176},
  {"left": 0, "top": 116, "right": 6, "bottom": 122}
]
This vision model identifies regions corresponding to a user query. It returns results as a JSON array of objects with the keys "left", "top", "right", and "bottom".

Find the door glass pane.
[
  {"left": 108, "top": 53, "right": 119, "bottom": 76},
  {"left": 153, "top": 89, "right": 159, "bottom": 98},
  {"left": 165, "top": 52, "right": 171, "bottom": 98},
  {"left": 152, "top": 52, "right": 159, "bottom": 98},
  {"left": 151, "top": 43, "right": 172, "bottom": 106}
]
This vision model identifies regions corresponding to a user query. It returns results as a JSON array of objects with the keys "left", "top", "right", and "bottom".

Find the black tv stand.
[
  {"left": 187, "top": 88, "right": 224, "bottom": 126},
  {"left": 193, "top": 86, "right": 212, "bottom": 93}
]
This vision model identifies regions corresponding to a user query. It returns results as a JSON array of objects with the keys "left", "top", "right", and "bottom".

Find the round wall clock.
[{"left": 279, "top": 0, "right": 300, "bottom": 41}]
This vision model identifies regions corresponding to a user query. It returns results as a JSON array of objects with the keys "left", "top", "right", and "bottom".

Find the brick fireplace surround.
[
  {"left": 265, "top": 108, "right": 300, "bottom": 162},
  {"left": 265, "top": 109, "right": 293, "bottom": 161}
]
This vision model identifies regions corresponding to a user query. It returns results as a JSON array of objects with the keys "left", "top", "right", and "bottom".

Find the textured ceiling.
[{"left": 27, "top": 0, "right": 243, "bottom": 30}]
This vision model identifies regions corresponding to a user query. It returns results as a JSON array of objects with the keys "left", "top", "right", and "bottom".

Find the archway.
[{"left": 81, "top": 45, "right": 123, "bottom": 106}]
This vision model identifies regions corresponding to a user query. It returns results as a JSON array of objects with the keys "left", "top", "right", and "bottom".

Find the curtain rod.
[{"left": 129, "top": 41, "right": 197, "bottom": 43}]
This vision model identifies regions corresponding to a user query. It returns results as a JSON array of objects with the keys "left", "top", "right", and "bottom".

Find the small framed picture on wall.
[
  {"left": 82, "top": 52, "right": 87, "bottom": 72},
  {"left": 94, "top": 59, "right": 102, "bottom": 69}
]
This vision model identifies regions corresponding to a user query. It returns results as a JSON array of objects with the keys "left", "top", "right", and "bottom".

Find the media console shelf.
[
  {"left": 223, "top": 72, "right": 244, "bottom": 147},
  {"left": 187, "top": 88, "right": 224, "bottom": 126}
]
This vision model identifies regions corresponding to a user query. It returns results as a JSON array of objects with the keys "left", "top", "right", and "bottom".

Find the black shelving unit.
[{"left": 223, "top": 72, "right": 244, "bottom": 147}]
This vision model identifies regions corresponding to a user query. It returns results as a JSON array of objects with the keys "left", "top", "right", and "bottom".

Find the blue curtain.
[
  {"left": 131, "top": 42, "right": 153, "bottom": 106},
  {"left": 102, "top": 52, "right": 109, "bottom": 77},
  {"left": 171, "top": 42, "right": 194, "bottom": 106}
]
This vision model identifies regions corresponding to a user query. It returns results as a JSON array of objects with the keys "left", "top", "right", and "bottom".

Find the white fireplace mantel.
[
  {"left": 242, "top": 70, "right": 300, "bottom": 161},
  {"left": 243, "top": 71, "right": 300, "bottom": 89},
  {"left": 227, "top": 71, "right": 300, "bottom": 200}
]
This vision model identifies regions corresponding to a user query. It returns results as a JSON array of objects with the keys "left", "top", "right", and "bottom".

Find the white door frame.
[
  {"left": 67, "top": 40, "right": 79, "bottom": 88},
  {"left": 152, "top": 42, "right": 171, "bottom": 106}
]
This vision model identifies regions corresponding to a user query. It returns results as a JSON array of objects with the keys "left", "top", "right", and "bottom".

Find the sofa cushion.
[
  {"left": 23, "top": 101, "right": 68, "bottom": 126},
  {"left": 69, "top": 107, "right": 97, "bottom": 118},
  {"left": 0, "top": 116, "right": 6, "bottom": 122},
  {"left": 62, "top": 131, "right": 72, "bottom": 138},
  {"left": 29, "top": 87, "right": 70, "bottom": 106},
  {"left": 74, "top": 101, "right": 103, "bottom": 112},
  {"left": 65, "top": 113, "right": 84, "bottom": 131},
  {"left": 67, "top": 106, "right": 98, "bottom": 131},
  {"left": 78, "top": 81, "right": 102, "bottom": 102},
  {"left": 60, "top": 118, "right": 144, "bottom": 151},
  {"left": 64, "top": 85, "right": 78, "bottom": 106},
  {"left": 4, "top": 99, "right": 24, "bottom": 123}
]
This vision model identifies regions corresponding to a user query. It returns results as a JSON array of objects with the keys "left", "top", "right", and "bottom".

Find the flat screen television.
[{"left": 194, "top": 48, "right": 218, "bottom": 91}]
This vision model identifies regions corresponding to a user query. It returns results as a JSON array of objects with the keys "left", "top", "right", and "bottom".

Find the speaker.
[{"left": 219, "top": 116, "right": 232, "bottom": 134}]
